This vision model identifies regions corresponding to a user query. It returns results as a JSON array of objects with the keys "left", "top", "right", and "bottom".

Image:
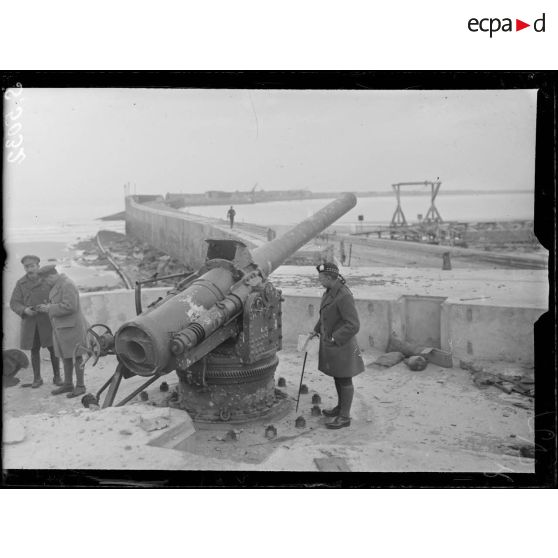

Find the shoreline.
[{"left": 3, "top": 240, "right": 123, "bottom": 296}]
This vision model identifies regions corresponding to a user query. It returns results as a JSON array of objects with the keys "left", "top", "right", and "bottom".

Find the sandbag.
[
  {"left": 404, "top": 356, "right": 428, "bottom": 371},
  {"left": 369, "top": 351, "right": 405, "bottom": 368}
]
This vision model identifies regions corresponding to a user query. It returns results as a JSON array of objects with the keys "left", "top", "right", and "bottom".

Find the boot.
[
  {"left": 52, "top": 384, "right": 74, "bottom": 395},
  {"left": 52, "top": 358, "right": 74, "bottom": 395},
  {"left": 22, "top": 378, "right": 44, "bottom": 388},
  {"left": 67, "top": 386, "right": 86, "bottom": 398},
  {"left": 49, "top": 348, "right": 62, "bottom": 385},
  {"left": 325, "top": 415, "right": 351, "bottom": 429},
  {"left": 53, "top": 376, "right": 64, "bottom": 386},
  {"left": 67, "top": 357, "right": 86, "bottom": 398},
  {"left": 322, "top": 378, "right": 343, "bottom": 416},
  {"left": 337, "top": 378, "right": 354, "bottom": 420},
  {"left": 22, "top": 348, "right": 43, "bottom": 388}
]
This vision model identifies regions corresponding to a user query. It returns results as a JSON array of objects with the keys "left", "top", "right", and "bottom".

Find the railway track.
[{"left": 95, "top": 231, "right": 134, "bottom": 289}]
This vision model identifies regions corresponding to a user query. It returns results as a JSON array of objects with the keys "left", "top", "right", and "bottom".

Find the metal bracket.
[
  {"left": 175, "top": 321, "right": 239, "bottom": 371},
  {"left": 135, "top": 271, "right": 196, "bottom": 315}
]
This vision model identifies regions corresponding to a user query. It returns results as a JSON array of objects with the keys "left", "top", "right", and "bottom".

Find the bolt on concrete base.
[
  {"left": 265, "top": 425, "right": 277, "bottom": 439},
  {"left": 311, "top": 393, "right": 321, "bottom": 404},
  {"left": 224, "top": 430, "right": 238, "bottom": 441},
  {"left": 300, "top": 384, "right": 308, "bottom": 394},
  {"left": 295, "top": 416, "right": 306, "bottom": 428},
  {"left": 277, "top": 377, "right": 286, "bottom": 387},
  {"left": 140, "top": 391, "right": 149, "bottom": 401},
  {"left": 311, "top": 405, "right": 322, "bottom": 417},
  {"left": 81, "top": 393, "right": 99, "bottom": 408}
]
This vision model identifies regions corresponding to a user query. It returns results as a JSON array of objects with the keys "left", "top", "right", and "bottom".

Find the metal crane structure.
[{"left": 390, "top": 180, "right": 443, "bottom": 227}]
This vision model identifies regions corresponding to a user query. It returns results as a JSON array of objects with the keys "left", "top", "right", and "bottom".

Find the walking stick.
[{"left": 295, "top": 351, "right": 308, "bottom": 413}]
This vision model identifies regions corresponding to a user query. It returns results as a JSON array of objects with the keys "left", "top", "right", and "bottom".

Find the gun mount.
[{"left": 84, "top": 193, "right": 357, "bottom": 423}]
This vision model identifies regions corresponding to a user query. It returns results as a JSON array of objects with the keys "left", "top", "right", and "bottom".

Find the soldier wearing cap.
[
  {"left": 309, "top": 262, "right": 364, "bottom": 429},
  {"left": 35, "top": 265, "right": 89, "bottom": 398},
  {"left": 9, "top": 255, "right": 61, "bottom": 388}
]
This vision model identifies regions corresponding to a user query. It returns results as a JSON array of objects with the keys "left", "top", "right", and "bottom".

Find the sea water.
[
  {"left": 3, "top": 191, "right": 534, "bottom": 245},
  {"left": 1, "top": 191, "right": 537, "bottom": 304},
  {"left": 180, "top": 192, "right": 535, "bottom": 227}
]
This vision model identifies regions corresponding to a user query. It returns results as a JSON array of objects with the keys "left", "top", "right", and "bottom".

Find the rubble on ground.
[
  {"left": 460, "top": 359, "right": 534, "bottom": 398},
  {"left": 387, "top": 337, "right": 453, "bottom": 368},
  {"left": 72, "top": 231, "right": 192, "bottom": 291}
]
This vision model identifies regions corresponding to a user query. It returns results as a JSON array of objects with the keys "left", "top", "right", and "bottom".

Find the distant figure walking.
[
  {"left": 339, "top": 239, "right": 346, "bottom": 265},
  {"left": 227, "top": 206, "right": 236, "bottom": 229}
]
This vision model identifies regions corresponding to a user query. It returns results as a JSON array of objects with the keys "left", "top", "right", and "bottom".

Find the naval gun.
[{"left": 83, "top": 193, "right": 357, "bottom": 423}]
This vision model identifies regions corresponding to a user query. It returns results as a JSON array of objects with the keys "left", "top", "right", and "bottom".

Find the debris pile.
[
  {"left": 139, "top": 408, "right": 171, "bottom": 432},
  {"left": 368, "top": 338, "right": 452, "bottom": 371},
  {"left": 73, "top": 231, "right": 192, "bottom": 291},
  {"left": 460, "top": 359, "right": 534, "bottom": 399},
  {"left": 387, "top": 336, "right": 453, "bottom": 367}
]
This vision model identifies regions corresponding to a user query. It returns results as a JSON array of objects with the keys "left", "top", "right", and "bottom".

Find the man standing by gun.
[
  {"left": 35, "top": 265, "right": 89, "bottom": 398},
  {"left": 9, "top": 255, "right": 61, "bottom": 388},
  {"left": 309, "top": 262, "right": 364, "bottom": 429}
]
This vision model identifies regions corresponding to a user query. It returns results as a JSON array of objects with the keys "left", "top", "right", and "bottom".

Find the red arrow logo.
[{"left": 516, "top": 19, "right": 530, "bottom": 31}]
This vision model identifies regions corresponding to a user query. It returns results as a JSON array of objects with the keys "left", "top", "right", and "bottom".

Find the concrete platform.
[
  {"left": 272, "top": 266, "right": 548, "bottom": 308},
  {"left": 2, "top": 349, "right": 534, "bottom": 472}
]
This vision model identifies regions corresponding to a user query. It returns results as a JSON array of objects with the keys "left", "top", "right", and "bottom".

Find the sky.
[{"left": 3, "top": 87, "right": 537, "bottom": 218}]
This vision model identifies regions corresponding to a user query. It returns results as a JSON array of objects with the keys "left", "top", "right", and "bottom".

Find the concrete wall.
[
  {"left": 3, "top": 288, "right": 545, "bottom": 367},
  {"left": 281, "top": 296, "right": 392, "bottom": 352},
  {"left": 125, "top": 197, "right": 255, "bottom": 269},
  {"left": 441, "top": 303, "right": 544, "bottom": 366},
  {"left": 125, "top": 196, "right": 330, "bottom": 267}
]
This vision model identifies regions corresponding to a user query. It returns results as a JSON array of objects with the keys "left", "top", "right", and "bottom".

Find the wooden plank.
[{"left": 314, "top": 457, "right": 351, "bottom": 472}]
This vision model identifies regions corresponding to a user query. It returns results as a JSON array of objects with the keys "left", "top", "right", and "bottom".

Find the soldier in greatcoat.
[
  {"left": 35, "top": 265, "right": 89, "bottom": 398},
  {"left": 9, "top": 255, "right": 61, "bottom": 388},
  {"left": 309, "top": 262, "right": 364, "bottom": 429}
]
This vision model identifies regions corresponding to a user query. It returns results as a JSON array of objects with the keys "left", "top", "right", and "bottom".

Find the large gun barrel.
[
  {"left": 114, "top": 193, "right": 356, "bottom": 377},
  {"left": 253, "top": 193, "right": 356, "bottom": 277}
]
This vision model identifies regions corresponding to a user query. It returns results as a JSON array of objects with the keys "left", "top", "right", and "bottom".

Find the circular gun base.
[{"left": 174, "top": 355, "right": 291, "bottom": 424}]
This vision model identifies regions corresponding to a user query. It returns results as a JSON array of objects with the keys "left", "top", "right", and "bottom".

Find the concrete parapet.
[
  {"left": 125, "top": 197, "right": 254, "bottom": 269},
  {"left": 441, "top": 302, "right": 544, "bottom": 366},
  {"left": 125, "top": 196, "right": 339, "bottom": 268},
  {"left": 3, "top": 287, "right": 544, "bottom": 367}
]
